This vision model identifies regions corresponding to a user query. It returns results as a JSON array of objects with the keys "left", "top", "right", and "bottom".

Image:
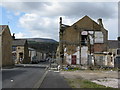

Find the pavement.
[
  {"left": 40, "top": 70, "right": 71, "bottom": 88},
  {"left": 15, "top": 64, "right": 48, "bottom": 68}
]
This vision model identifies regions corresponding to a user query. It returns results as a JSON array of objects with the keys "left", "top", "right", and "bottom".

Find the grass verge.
[{"left": 66, "top": 78, "right": 112, "bottom": 88}]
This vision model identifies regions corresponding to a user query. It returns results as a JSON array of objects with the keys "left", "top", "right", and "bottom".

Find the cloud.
[
  {"left": 1, "top": 2, "right": 118, "bottom": 40},
  {"left": 1, "top": 2, "right": 117, "bottom": 19},
  {"left": 14, "top": 32, "right": 26, "bottom": 38},
  {"left": 19, "top": 13, "right": 59, "bottom": 39}
]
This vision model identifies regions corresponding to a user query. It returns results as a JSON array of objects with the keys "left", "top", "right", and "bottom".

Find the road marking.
[
  {"left": 50, "top": 68, "right": 57, "bottom": 69},
  {"left": 45, "top": 66, "right": 49, "bottom": 70},
  {"left": 54, "top": 71, "right": 60, "bottom": 72},
  {"left": 1, "top": 68, "right": 19, "bottom": 71},
  {"left": 10, "top": 79, "right": 14, "bottom": 82},
  {"left": 33, "top": 67, "right": 48, "bottom": 88}
]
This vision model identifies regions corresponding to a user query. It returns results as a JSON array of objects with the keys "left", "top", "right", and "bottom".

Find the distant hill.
[
  {"left": 24, "top": 38, "right": 57, "bottom": 43},
  {"left": 21, "top": 38, "right": 59, "bottom": 53}
]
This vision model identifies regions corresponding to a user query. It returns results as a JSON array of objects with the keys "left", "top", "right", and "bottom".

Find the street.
[
  {"left": 2, "top": 62, "right": 71, "bottom": 89},
  {"left": 40, "top": 70, "right": 70, "bottom": 88},
  {"left": 2, "top": 66, "right": 46, "bottom": 88}
]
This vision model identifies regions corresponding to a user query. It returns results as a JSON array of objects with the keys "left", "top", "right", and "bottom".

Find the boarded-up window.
[
  {"left": 88, "top": 35, "right": 93, "bottom": 45},
  {"left": 95, "top": 32, "right": 103, "bottom": 43},
  {"left": 117, "top": 49, "right": 120, "bottom": 55}
]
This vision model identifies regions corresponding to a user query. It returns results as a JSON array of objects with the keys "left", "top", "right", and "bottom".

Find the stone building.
[
  {"left": 107, "top": 40, "right": 118, "bottom": 67},
  {"left": 57, "top": 16, "right": 108, "bottom": 67},
  {"left": 36, "top": 51, "right": 47, "bottom": 62},
  {"left": 107, "top": 38, "right": 120, "bottom": 68},
  {"left": 28, "top": 48, "right": 37, "bottom": 62},
  {"left": 0, "top": 25, "right": 14, "bottom": 67},
  {"left": 12, "top": 38, "right": 30, "bottom": 64}
]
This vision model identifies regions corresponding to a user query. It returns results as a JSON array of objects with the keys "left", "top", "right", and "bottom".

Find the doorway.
[{"left": 71, "top": 55, "right": 76, "bottom": 65}]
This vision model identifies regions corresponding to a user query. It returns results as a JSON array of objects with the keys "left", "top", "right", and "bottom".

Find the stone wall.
[{"left": 2, "top": 26, "right": 14, "bottom": 67}]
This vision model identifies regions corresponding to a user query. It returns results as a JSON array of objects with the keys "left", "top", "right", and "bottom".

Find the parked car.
[
  {"left": 31, "top": 59, "right": 39, "bottom": 64},
  {"left": 40, "top": 59, "right": 46, "bottom": 62}
]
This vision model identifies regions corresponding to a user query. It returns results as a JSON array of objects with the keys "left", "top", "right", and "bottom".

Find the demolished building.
[{"left": 57, "top": 15, "right": 109, "bottom": 67}]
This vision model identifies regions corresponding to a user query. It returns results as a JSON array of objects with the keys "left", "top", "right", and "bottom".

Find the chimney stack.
[
  {"left": 97, "top": 18, "right": 104, "bottom": 27},
  {"left": 12, "top": 33, "right": 15, "bottom": 40},
  {"left": 118, "top": 37, "right": 120, "bottom": 41},
  {"left": 117, "top": 37, "right": 120, "bottom": 49},
  {"left": 60, "top": 17, "right": 62, "bottom": 25}
]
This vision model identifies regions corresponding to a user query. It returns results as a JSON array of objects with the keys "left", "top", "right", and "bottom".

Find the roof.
[
  {"left": 12, "top": 39, "right": 27, "bottom": 46},
  {"left": 0, "top": 25, "right": 8, "bottom": 34},
  {"left": 61, "top": 24, "right": 70, "bottom": 30},
  {"left": 28, "top": 48, "right": 36, "bottom": 51},
  {"left": 72, "top": 15, "right": 101, "bottom": 29},
  {"left": 108, "top": 40, "right": 119, "bottom": 49},
  {"left": 63, "top": 15, "right": 106, "bottom": 33}
]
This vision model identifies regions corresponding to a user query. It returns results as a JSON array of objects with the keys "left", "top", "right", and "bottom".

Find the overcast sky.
[{"left": 0, "top": 0, "right": 119, "bottom": 41}]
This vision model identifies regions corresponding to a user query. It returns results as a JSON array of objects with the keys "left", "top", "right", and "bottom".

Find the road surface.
[
  {"left": 40, "top": 70, "right": 70, "bottom": 88},
  {"left": 2, "top": 62, "right": 71, "bottom": 89},
  {"left": 2, "top": 66, "right": 46, "bottom": 88}
]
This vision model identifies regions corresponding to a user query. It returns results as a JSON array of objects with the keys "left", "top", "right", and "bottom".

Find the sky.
[{"left": 0, "top": 0, "right": 119, "bottom": 41}]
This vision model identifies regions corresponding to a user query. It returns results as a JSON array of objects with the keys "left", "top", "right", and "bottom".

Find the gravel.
[{"left": 60, "top": 70, "right": 119, "bottom": 88}]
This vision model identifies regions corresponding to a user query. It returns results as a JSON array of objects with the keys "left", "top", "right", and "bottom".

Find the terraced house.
[
  {"left": 57, "top": 16, "right": 109, "bottom": 67},
  {"left": 0, "top": 25, "right": 14, "bottom": 67},
  {"left": 12, "top": 37, "right": 30, "bottom": 64}
]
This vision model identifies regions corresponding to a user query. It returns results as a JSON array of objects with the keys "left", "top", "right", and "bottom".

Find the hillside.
[
  {"left": 25, "top": 38, "right": 57, "bottom": 43},
  {"left": 24, "top": 38, "right": 59, "bottom": 53}
]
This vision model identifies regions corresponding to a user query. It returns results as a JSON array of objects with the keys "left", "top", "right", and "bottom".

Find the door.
[
  {"left": 81, "top": 46, "right": 88, "bottom": 65},
  {"left": 72, "top": 55, "right": 76, "bottom": 65}
]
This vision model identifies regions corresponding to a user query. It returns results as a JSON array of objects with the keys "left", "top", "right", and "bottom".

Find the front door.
[{"left": 72, "top": 55, "right": 76, "bottom": 65}]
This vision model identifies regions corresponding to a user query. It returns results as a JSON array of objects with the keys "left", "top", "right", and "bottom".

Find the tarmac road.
[
  {"left": 2, "top": 62, "right": 71, "bottom": 89},
  {"left": 2, "top": 66, "right": 46, "bottom": 88},
  {"left": 40, "top": 70, "right": 71, "bottom": 88}
]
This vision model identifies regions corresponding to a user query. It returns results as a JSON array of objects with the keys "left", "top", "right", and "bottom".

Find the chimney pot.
[
  {"left": 12, "top": 33, "right": 15, "bottom": 40},
  {"left": 60, "top": 17, "right": 62, "bottom": 25},
  {"left": 97, "top": 18, "right": 104, "bottom": 27},
  {"left": 118, "top": 37, "right": 120, "bottom": 41}
]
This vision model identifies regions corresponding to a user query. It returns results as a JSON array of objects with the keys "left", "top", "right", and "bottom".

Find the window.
[
  {"left": 81, "top": 31, "right": 88, "bottom": 46},
  {"left": 81, "top": 35, "right": 87, "bottom": 45},
  {"left": 117, "top": 49, "right": 120, "bottom": 55},
  {"left": 12, "top": 47, "right": 16, "bottom": 51},
  {"left": 95, "top": 32, "right": 104, "bottom": 43}
]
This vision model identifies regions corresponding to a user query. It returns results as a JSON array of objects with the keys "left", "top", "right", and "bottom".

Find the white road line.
[
  {"left": 33, "top": 70, "right": 48, "bottom": 88},
  {"left": 1, "top": 68, "right": 19, "bottom": 71}
]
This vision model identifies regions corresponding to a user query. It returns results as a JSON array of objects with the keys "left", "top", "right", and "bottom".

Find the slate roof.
[
  {"left": 108, "top": 40, "right": 119, "bottom": 49},
  {"left": 28, "top": 48, "right": 36, "bottom": 51},
  {"left": 12, "top": 39, "right": 27, "bottom": 46},
  {"left": 72, "top": 15, "right": 101, "bottom": 29},
  {"left": 64, "top": 15, "right": 106, "bottom": 32},
  {"left": 0, "top": 25, "right": 7, "bottom": 34}
]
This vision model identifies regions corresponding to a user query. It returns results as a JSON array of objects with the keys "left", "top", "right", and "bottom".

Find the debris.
[{"left": 11, "top": 79, "right": 13, "bottom": 82}]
